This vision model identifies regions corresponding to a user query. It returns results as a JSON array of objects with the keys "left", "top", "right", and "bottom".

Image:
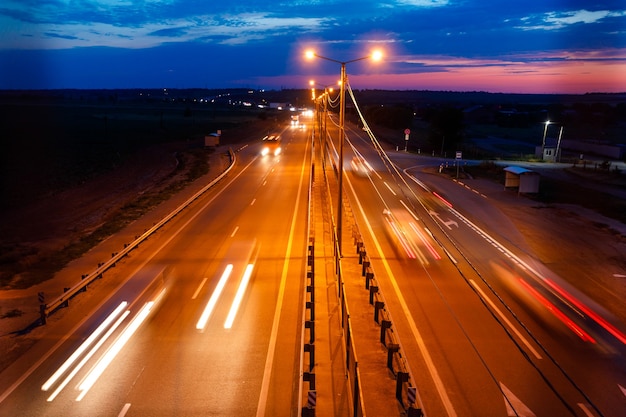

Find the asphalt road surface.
[
  {"left": 338, "top": 121, "right": 626, "bottom": 416},
  {"left": 0, "top": 125, "right": 312, "bottom": 416},
  {"left": 0, "top": 117, "right": 624, "bottom": 417}
]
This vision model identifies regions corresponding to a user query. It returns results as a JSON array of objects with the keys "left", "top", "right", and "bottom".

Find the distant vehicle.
[
  {"left": 261, "top": 134, "right": 282, "bottom": 156},
  {"left": 351, "top": 156, "right": 369, "bottom": 177}
]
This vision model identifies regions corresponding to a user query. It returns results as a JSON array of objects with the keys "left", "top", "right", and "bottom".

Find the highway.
[
  {"left": 0, "top": 115, "right": 625, "bottom": 417},
  {"left": 0, "top": 126, "right": 312, "bottom": 416},
  {"left": 337, "top": 121, "right": 626, "bottom": 416}
]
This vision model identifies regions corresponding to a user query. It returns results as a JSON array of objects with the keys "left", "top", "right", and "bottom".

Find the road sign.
[
  {"left": 455, "top": 151, "right": 462, "bottom": 159},
  {"left": 404, "top": 128, "right": 411, "bottom": 135}
]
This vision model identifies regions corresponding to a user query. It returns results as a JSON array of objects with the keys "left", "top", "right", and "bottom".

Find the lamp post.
[
  {"left": 305, "top": 49, "right": 382, "bottom": 256},
  {"left": 541, "top": 120, "right": 551, "bottom": 160},
  {"left": 556, "top": 125, "right": 564, "bottom": 162},
  {"left": 309, "top": 80, "right": 334, "bottom": 144}
]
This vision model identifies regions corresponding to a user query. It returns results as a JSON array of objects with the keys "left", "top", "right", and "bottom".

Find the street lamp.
[
  {"left": 540, "top": 120, "right": 551, "bottom": 160},
  {"left": 305, "top": 49, "right": 382, "bottom": 256},
  {"left": 309, "top": 80, "right": 334, "bottom": 144}
]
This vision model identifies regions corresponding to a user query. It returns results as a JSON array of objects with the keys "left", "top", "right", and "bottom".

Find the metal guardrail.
[
  {"left": 353, "top": 229, "right": 424, "bottom": 416},
  {"left": 40, "top": 148, "right": 236, "bottom": 323},
  {"left": 301, "top": 133, "right": 317, "bottom": 415}
]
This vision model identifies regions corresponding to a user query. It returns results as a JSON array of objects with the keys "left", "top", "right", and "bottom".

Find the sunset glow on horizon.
[{"left": 0, "top": 1, "right": 624, "bottom": 94}]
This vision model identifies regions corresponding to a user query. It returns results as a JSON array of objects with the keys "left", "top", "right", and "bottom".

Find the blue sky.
[{"left": 0, "top": 1, "right": 624, "bottom": 93}]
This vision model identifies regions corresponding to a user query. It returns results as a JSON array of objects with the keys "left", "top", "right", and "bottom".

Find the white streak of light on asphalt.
[
  {"left": 1, "top": 158, "right": 258, "bottom": 405},
  {"left": 47, "top": 311, "right": 130, "bottom": 402},
  {"left": 117, "top": 403, "right": 132, "bottom": 417},
  {"left": 470, "top": 280, "right": 542, "bottom": 359},
  {"left": 224, "top": 264, "right": 254, "bottom": 329},
  {"left": 384, "top": 181, "right": 397, "bottom": 195},
  {"left": 256, "top": 134, "right": 308, "bottom": 417},
  {"left": 230, "top": 226, "right": 239, "bottom": 237},
  {"left": 41, "top": 301, "right": 128, "bottom": 392},
  {"left": 196, "top": 264, "right": 233, "bottom": 330},
  {"left": 578, "top": 403, "right": 594, "bottom": 417},
  {"left": 76, "top": 294, "right": 161, "bottom": 401},
  {"left": 192, "top": 278, "right": 208, "bottom": 300}
]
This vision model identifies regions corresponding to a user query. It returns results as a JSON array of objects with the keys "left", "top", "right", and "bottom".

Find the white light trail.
[
  {"left": 196, "top": 264, "right": 233, "bottom": 330},
  {"left": 76, "top": 297, "right": 158, "bottom": 401},
  {"left": 42, "top": 301, "right": 128, "bottom": 392},
  {"left": 46, "top": 311, "right": 130, "bottom": 402},
  {"left": 224, "top": 264, "right": 254, "bottom": 329}
]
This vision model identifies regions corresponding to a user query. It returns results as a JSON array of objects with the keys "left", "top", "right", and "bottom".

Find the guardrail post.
[
  {"left": 39, "top": 304, "right": 47, "bottom": 325},
  {"left": 407, "top": 387, "right": 423, "bottom": 416},
  {"left": 387, "top": 343, "right": 399, "bottom": 370},
  {"left": 395, "top": 370, "right": 408, "bottom": 405},
  {"left": 306, "top": 278, "right": 315, "bottom": 321},
  {"left": 304, "top": 390, "right": 317, "bottom": 416},
  {"left": 63, "top": 287, "right": 71, "bottom": 308},
  {"left": 352, "top": 363, "right": 360, "bottom": 417},
  {"left": 304, "top": 343, "right": 315, "bottom": 372},
  {"left": 369, "top": 285, "right": 378, "bottom": 305},
  {"left": 365, "top": 269, "right": 374, "bottom": 290},
  {"left": 381, "top": 319, "right": 392, "bottom": 345},
  {"left": 305, "top": 320, "right": 315, "bottom": 344},
  {"left": 303, "top": 371, "right": 316, "bottom": 390},
  {"left": 358, "top": 246, "right": 366, "bottom": 264},
  {"left": 374, "top": 300, "right": 385, "bottom": 323},
  {"left": 408, "top": 406, "right": 424, "bottom": 417},
  {"left": 361, "top": 255, "right": 370, "bottom": 276}
]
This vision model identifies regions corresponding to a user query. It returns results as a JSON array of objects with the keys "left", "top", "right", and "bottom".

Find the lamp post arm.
[{"left": 312, "top": 53, "right": 373, "bottom": 66}]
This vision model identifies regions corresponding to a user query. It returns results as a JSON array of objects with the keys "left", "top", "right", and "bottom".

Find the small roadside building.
[{"left": 503, "top": 166, "right": 540, "bottom": 194}]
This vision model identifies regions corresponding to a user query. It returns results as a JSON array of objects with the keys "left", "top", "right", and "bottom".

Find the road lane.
[
  {"left": 339, "top": 122, "right": 625, "bottom": 416},
  {"left": 0, "top": 125, "right": 312, "bottom": 416}
]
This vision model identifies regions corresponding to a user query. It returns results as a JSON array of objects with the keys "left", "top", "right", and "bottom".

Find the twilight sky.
[{"left": 0, "top": 1, "right": 625, "bottom": 94}]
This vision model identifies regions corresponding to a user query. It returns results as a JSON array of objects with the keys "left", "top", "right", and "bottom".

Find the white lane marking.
[
  {"left": 577, "top": 403, "right": 595, "bottom": 417},
  {"left": 256, "top": 134, "right": 308, "bottom": 417},
  {"left": 384, "top": 181, "right": 397, "bottom": 195},
  {"left": 196, "top": 265, "right": 233, "bottom": 330},
  {"left": 224, "top": 264, "right": 254, "bottom": 329},
  {"left": 192, "top": 278, "right": 208, "bottom": 300},
  {"left": 251, "top": 198, "right": 256, "bottom": 206},
  {"left": 117, "top": 403, "right": 132, "bottom": 417},
  {"left": 501, "top": 383, "right": 536, "bottom": 417},
  {"left": 620, "top": 383, "right": 626, "bottom": 397},
  {"left": 231, "top": 226, "right": 239, "bottom": 237},
  {"left": 470, "top": 280, "right": 542, "bottom": 360}
]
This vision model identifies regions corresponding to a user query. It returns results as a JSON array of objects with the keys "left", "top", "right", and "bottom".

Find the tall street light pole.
[
  {"left": 305, "top": 49, "right": 382, "bottom": 256},
  {"left": 556, "top": 125, "right": 564, "bottom": 162},
  {"left": 541, "top": 120, "right": 551, "bottom": 160}
]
